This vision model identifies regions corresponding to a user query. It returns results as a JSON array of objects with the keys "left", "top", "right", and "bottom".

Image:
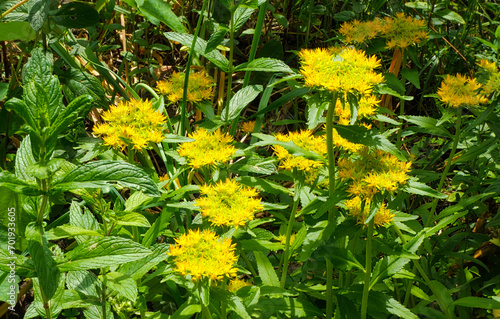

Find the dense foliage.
[{"left": 0, "top": 0, "right": 499, "bottom": 318}]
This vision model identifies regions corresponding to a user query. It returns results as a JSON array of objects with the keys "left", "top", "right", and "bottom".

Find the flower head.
[
  {"left": 169, "top": 229, "right": 238, "bottom": 281},
  {"left": 478, "top": 59, "right": 500, "bottom": 96},
  {"left": 93, "top": 99, "right": 166, "bottom": 150},
  {"left": 339, "top": 19, "right": 382, "bottom": 44},
  {"left": 157, "top": 71, "right": 214, "bottom": 104},
  {"left": 196, "top": 179, "right": 263, "bottom": 228},
  {"left": 241, "top": 121, "right": 258, "bottom": 133},
  {"left": 345, "top": 196, "right": 395, "bottom": 227},
  {"left": 379, "top": 13, "right": 428, "bottom": 49},
  {"left": 334, "top": 94, "right": 379, "bottom": 125},
  {"left": 177, "top": 129, "right": 236, "bottom": 168},
  {"left": 299, "top": 47, "right": 384, "bottom": 94},
  {"left": 437, "top": 74, "right": 488, "bottom": 108},
  {"left": 228, "top": 278, "right": 251, "bottom": 292}
]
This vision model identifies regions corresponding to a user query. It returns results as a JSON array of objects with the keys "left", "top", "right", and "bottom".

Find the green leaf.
[
  {"left": 400, "top": 115, "right": 452, "bottom": 138},
  {"left": 435, "top": 9, "right": 465, "bottom": 24},
  {"left": 118, "top": 244, "right": 169, "bottom": 280},
  {"left": 251, "top": 133, "right": 325, "bottom": 161},
  {"left": 317, "top": 246, "right": 364, "bottom": 271},
  {"left": 26, "top": 225, "right": 60, "bottom": 300},
  {"left": 240, "top": 239, "right": 283, "bottom": 251},
  {"left": 401, "top": 68, "right": 420, "bottom": 89},
  {"left": 452, "top": 296, "right": 500, "bottom": 309},
  {"left": 172, "top": 298, "right": 201, "bottom": 319},
  {"left": 114, "top": 212, "right": 151, "bottom": 227},
  {"left": 14, "top": 136, "right": 36, "bottom": 182},
  {"left": 234, "top": 58, "right": 294, "bottom": 73},
  {"left": 237, "top": 176, "right": 292, "bottom": 195},
  {"left": 28, "top": 0, "right": 49, "bottom": 32},
  {"left": 103, "top": 272, "right": 138, "bottom": 302},
  {"left": 403, "top": 178, "right": 447, "bottom": 199},
  {"left": 45, "top": 225, "right": 103, "bottom": 240},
  {"left": 252, "top": 87, "right": 309, "bottom": 118},
  {"left": 53, "top": 160, "right": 160, "bottom": 196},
  {"left": 0, "top": 21, "right": 35, "bottom": 41},
  {"left": 334, "top": 125, "right": 406, "bottom": 160},
  {"left": 0, "top": 171, "right": 41, "bottom": 196},
  {"left": 375, "top": 84, "right": 414, "bottom": 101},
  {"left": 255, "top": 297, "right": 323, "bottom": 317},
  {"left": 50, "top": 2, "right": 99, "bottom": 28},
  {"left": 298, "top": 220, "right": 335, "bottom": 262},
  {"left": 254, "top": 251, "right": 279, "bottom": 287},
  {"left": 384, "top": 72, "right": 405, "bottom": 94},
  {"left": 58, "top": 237, "right": 152, "bottom": 271},
  {"left": 4, "top": 98, "right": 38, "bottom": 132},
  {"left": 69, "top": 201, "right": 100, "bottom": 245},
  {"left": 205, "top": 26, "right": 228, "bottom": 53},
  {"left": 165, "top": 32, "right": 229, "bottom": 72},
  {"left": 370, "top": 256, "right": 411, "bottom": 289},
  {"left": 221, "top": 85, "right": 262, "bottom": 121},
  {"left": 139, "top": 0, "right": 187, "bottom": 33}
]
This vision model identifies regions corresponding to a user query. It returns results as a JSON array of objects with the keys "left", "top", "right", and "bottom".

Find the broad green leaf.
[
  {"left": 28, "top": 0, "right": 49, "bottom": 32},
  {"left": 0, "top": 249, "right": 35, "bottom": 277},
  {"left": 405, "top": 2, "right": 431, "bottom": 10},
  {"left": 255, "top": 297, "right": 323, "bottom": 317},
  {"left": 316, "top": 246, "right": 364, "bottom": 271},
  {"left": 0, "top": 83, "right": 7, "bottom": 101},
  {"left": 234, "top": 58, "right": 294, "bottom": 73},
  {"left": 0, "top": 21, "right": 35, "bottom": 41},
  {"left": 66, "top": 271, "right": 113, "bottom": 318},
  {"left": 403, "top": 178, "right": 446, "bottom": 199},
  {"left": 49, "top": 94, "right": 93, "bottom": 138},
  {"left": 125, "top": 191, "right": 155, "bottom": 212},
  {"left": 24, "top": 76, "right": 64, "bottom": 127},
  {"left": 452, "top": 296, "right": 500, "bottom": 309},
  {"left": 435, "top": 9, "right": 465, "bottom": 24},
  {"left": 114, "top": 212, "right": 151, "bottom": 227},
  {"left": 233, "top": 6, "right": 255, "bottom": 32},
  {"left": 334, "top": 125, "right": 406, "bottom": 160},
  {"left": 384, "top": 73, "right": 405, "bottom": 94},
  {"left": 401, "top": 68, "right": 420, "bottom": 89},
  {"left": 172, "top": 298, "right": 201, "bottom": 319},
  {"left": 54, "top": 160, "right": 160, "bottom": 196},
  {"left": 58, "top": 237, "right": 152, "bottom": 271},
  {"left": 400, "top": 115, "right": 452, "bottom": 138},
  {"left": 26, "top": 225, "right": 60, "bottom": 301},
  {"left": 298, "top": 220, "right": 335, "bottom": 262},
  {"left": 165, "top": 32, "right": 229, "bottom": 72},
  {"left": 25, "top": 276, "right": 64, "bottom": 319},
  {"left": 253, "top": 87, "right": 309, "bottom": 118},
  {"left": 103, "top": 272, "right": 138, "bottom": 302},
  {"left": 22, "top": 48, "right": 53, "bottom": 87},
  {"left": 221, "top": 85, "right": 263, "bottom": 121},
  {"left": 14, "top": 136, "right": 36, "bottom": 182},
  {"left": 139, "top": 0, "right": 187, "bottom": 33},
  {"left": 237, "top": 176, "right": 292, "bottom": 195},
  {"left": 254, "top": 251, "right": 279, "bottom": 287},
  {"left": 45, "top": 225, "right": 103, "bottom": 240},
  {"left": 0, "top": 171, "right": 40, "bottom": 196},
  {"left": 240, "top": 239, "right": 283, "bottom": 251},
  {"left": 4, "top": 98, "right": 38, "bottom": 132},
  {"left": 50, "top": 2, "right": 99, "bottom": 28},
  {"left": 375, "top": 84, "right": 414, "bottom": 101},
  {"left": 60, "top": 68, "right": 106, "bottom": 107},
  {"left": 119, "top": 244, "right": 169, "bottom": 280},
  {"left": 69, "top": 201, "right": 100, "bottom": 244},
  {"left": 370, "top": 256, "right": 410, "bottom": 289},
  {"left": 429, "top": 280, "right": 455, "bottom": 315},
  {"left": 205, "top": 26, "right": 228, "bottom": 53},
  {"left": 230, "top": 155, "right": 277, "bottom": 175},
  {"left": 251, "top": 133, "right": 325, "bottom": 161}
]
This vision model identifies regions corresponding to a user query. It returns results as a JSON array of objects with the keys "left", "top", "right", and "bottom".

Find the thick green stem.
[
  {"left": 135, "top": 82, "right": 160, "bottom": 100},
  {"left": 242, "top": 1, "right": 267, "bottom": 87},
  {"left": 426, "top": 107, "right": 462, "bottom": 227},
  {"left": 360, "top": 218, "right": 374, "bottom": 319},
  {"left": 280, "top": 176, "right": 300, "bottom": 289},
  {"left": 326, "top": 258, "right": 334, "bottom": 319},
  {"left": 180, "top": 0, "right": 208, "bottom": 135},
  {"left": 224, "top": 5, "right": 236, "bottom": 131}
]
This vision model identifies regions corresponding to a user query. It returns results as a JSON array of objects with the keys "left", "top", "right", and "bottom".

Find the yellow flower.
[
  {"left": 169, "top": 229, "right": 238, "bottom": 281},
  {"left": 477, "top": 59, "right": 500, "bottom": 95},
  {"left": 339, "top": 19, "right": 382, "bottom": 44},
  {"left": 345, "top": 196, "right": 395, "bottom": 227},
  {"left": 228, "top": 278, "right": 251, "bottom": 292},
  {"left": 379, "top": 13, "right": 428, "bottom": 49},
  {"left": 177, "top": 129, "right": 236, "bottom": 168},
  {"left": 157, "top": 71, "right": 214, "bottom": 104},
  {"left": 338, "top": 148, "right": 411, "bottom": 199},
  {"left": 437, "top": 74, "right": 488, "bottom": 108},
  {"left": 298, "top": 46, "right": 384, "bottom": 94},
  {"left": 331, "top": 128, "right": 364, "bottom": 153},
  {"left": 93, "top": 99, "right": 166, "bottom": 150},
  {"left": 241, "top": 121, "right": 258, "bottom": 133},
  {"left": 195, "top": 179, "right": 263, "bottom": 228},
  {"left": 276, "top": 233, "right": 296, "bottom": 245}
]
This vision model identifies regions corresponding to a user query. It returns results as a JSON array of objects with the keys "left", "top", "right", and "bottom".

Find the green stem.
[
  {"left": 396, "top": 50, "right": 407, "bottom": 148},
  {"left": 426, "top": 107, "right": 462, "bottom": 227},
  {"left": 360, "top": 218, "right": 374, "bottom": 319},
  {"left": 224, "top": 5, "right": 236, "bottom": 130},
  {"left": 242, "top": 1, "right": 267, "bottom": 87},
  {"left": 135, "top": 82, "right": 160, "bottom": 100},
  {"left": 127, "top": 145, "right": 135, "bottom": 164},
  {"left": 241, "top": 251, "right": 258, "bottom": 278},
  {"left": 180, "top": 0, "right": 208, "bottom": 135},
  {"left": 102, "top": 270, "right": 107, "bottom": 319},
  {"left": 280, "top": 174, "right": 300, "bottom": 289},
  {"left": 326, "top": 259, "right": 333, "bottom": 319}
]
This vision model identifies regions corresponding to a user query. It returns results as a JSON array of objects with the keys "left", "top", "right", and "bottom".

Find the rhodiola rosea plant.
[{"left": 0, "top": 0, "right": 499, "bottom": 318}]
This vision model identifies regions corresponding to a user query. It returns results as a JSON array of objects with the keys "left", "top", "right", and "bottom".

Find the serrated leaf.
[
  {"left": 45, "top": 225, "right": 103, "bottom": 240},
  {"left": 50, "top": 2, "right": 99, "bottom": 28},
  {"left": 221, "top": 85, "right": 262, "bottom": 121},
  {"left": 234, "top": 58, "right": 294, "bottom": 73},
  {"left": 114, "top": 212, "right": 151, "bottom": 227},
  {"left": 119, "top": 244, "right": 169, "bottom": 280},
  {"left": 375, "top": 84, "right": 413, "bottom": 101},
  {"left": 54, "top": 160, "right": 160, "bottom": 196},
  {"left": 104, "top": 272, "right": 138, "bottom": 302},
  {"left": 403, "top": 178, "right": 446, "bottom": 199},
  {"left": 334, "top": 125, "right": 406, "bottom": 160},
  {"left": 28, "top": 0, "right": 49, "bottom": 32},
  {"left": 254, "top": 251, "right": 279, "bottom": 287},
  {"left": 205, "top": 27, "right": 228, "bottom": 53},
  {"left": 400, "top": 115, "right": 452, "bottom": 137},
  {"left": 0, "top": 171, "right": 41, "bottom": 196},
  {"left": 165, "top": 32, "right": 229, "bottom": 72},
  {"left": 58, "top": 237, "right": 152, "bottom": 271},
  {"left": 139, "top": 0, "right": 186, "bottom": 33},
  {"left": 370, "top": 256, "right": 411, "bottom": 289},
  {"left": 298, "top": 220, "right": 335, "bottom": 262},
  {"left": 69, "top": 201, "right": 100, "bottom": 244}
]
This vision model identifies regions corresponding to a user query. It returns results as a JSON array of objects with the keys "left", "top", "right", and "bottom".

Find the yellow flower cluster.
[
  {"left": 169, "top": 229, "right": 238, "bottom": 281},
  {"left": 334, "top": 95, "right": 379, "bottom": 125},
  {"left": 338, "top": 148, "right": 411, "bottom": 199},
  {"left": 157, "top": 71, "right": 214, "bottom": 104},
  {"left": 298, "top": 46, "right": 384, "bottom": 95},
  {"left": 339, "top": 13, "right": 428, "bottom": 49},
  {"left": 241, "top": 121, "right": 258, "bottom": 133},
  {"left": 344, "top": 197, "right": 395, "bottom": 227},
  {"left": 437, "top": 74, "right": 488, "bottom": 108},
  {"left": 196, "top": 179, "right": 263, "bottom": 228},
  {"left": 177, "top": 129, "right": 236, "bottom": 168},
  {"left": 273, "top": 130, "right": 326, "bottom": 182},
  {"left": 478, "top": 59, "right": 500, "bottom": 96},
  {"left": 331, "top": 128, "right": 363, "bottom": 153},
  {"left": 339, "top": 19, "right": 382, "bottom": 44},
  {"left": 227, "top": 278, "right": 251, "bottom": 292},
  {"left": 93, "top": 99, "right": 166, "bottom": 150}
]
